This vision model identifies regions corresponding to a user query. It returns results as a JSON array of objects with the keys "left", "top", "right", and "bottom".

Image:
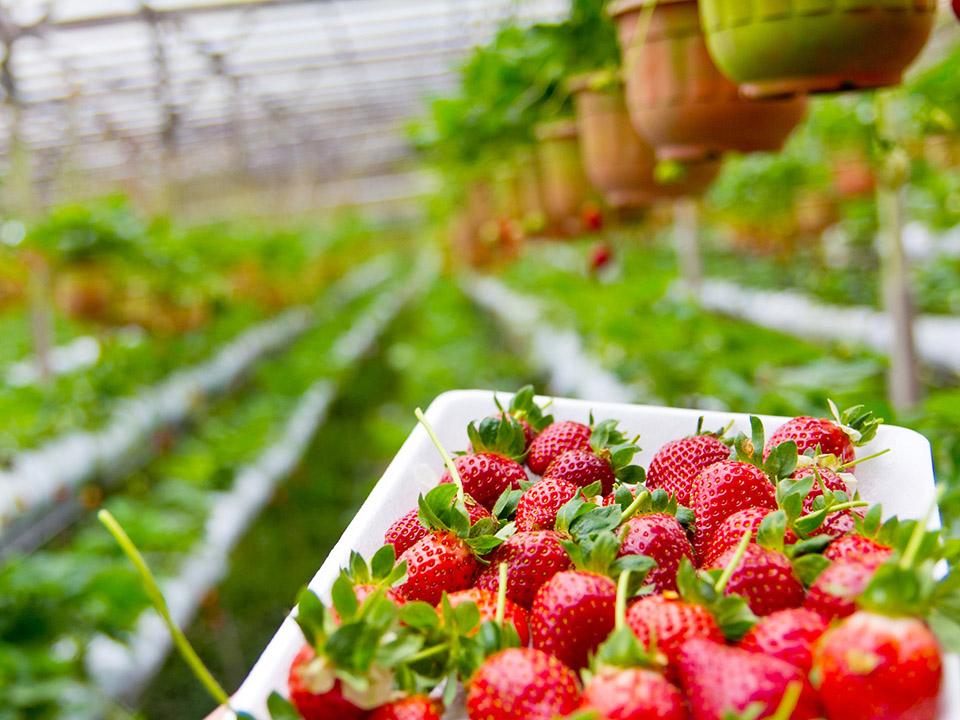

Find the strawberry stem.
[
  {"left": 98, "top": 510, "right": 232, "bottom": 708},
  {"left": 408, "top": 643, "right": 449, "bottom": 664},
  {"left": 615, "top": 569, "right": 632, "bottom": 631},
  {"left": 415, "top": 407, "right": 465, "bottom": 504},
  {"left": 495, "top": 563, "right": 508, "bottom": 627},
  {"left": 715, "top": 529, "right": 752, "bottom": 594},
  {"left": 796, "top": 500, "right": 869, "bottom": 526},
  {"left": 900, "top": 489, "right": 943, "bottom": 569},
  {"left": 836, "top": 448, "right": 891, "bottom": 470},
  {"left": 620, "top": 491, "right": 648, "bottom": 524},
  {"left": 770, "top": 681, "right": 803, "bottom": 720}
]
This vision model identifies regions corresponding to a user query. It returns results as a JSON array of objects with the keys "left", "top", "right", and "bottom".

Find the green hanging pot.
[{"left": 699, "top": 0, "right": 937, "bottom": 99}]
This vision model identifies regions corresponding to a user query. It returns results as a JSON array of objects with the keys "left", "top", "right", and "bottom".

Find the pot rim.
[{"left": 608, "top": 0, "right": 689, "bottom": 19}]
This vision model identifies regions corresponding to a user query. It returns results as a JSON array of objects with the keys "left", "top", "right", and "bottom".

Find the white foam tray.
[{"left": 229, "top": 390, "right": 959, "bottom": 720}]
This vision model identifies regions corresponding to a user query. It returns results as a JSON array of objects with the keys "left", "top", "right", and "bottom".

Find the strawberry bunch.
[{"left": 278, "top": 393, "right": 960, "bottom": 720}]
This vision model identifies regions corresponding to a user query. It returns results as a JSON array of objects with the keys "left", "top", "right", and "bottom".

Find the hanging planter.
[
  {"left": 535, "top": 119, "right": 593, "bottom": 236},
  {"left": 515, "top": 150, "right": 547, "bottom": 235},
  {"left": 698, "top": 0, "right": 936, "bottom": 99},
  {"left": 569, "top": 72, "right": 658, "bottom": 210},
  {"left": 652, "top": 159, "right": 720, "bottom": 199},
  {"left": 609, "top": 0, "right": 807, "bottom": 162}
]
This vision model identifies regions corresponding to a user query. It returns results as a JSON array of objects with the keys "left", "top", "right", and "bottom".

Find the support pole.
[
  {"left": 877, "top": 180, "right": 921, "bottom": 410},
  {"left": 674, "top": 197, "right": 702, "bottom": 298}
]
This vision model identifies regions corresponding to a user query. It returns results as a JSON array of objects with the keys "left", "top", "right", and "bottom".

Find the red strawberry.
[
  {"left": 588, "top": 240, "right": 613, "bottom": 273},
  {"left": 626, "top": 594, "right": 723, "bottom": 678},
  {"left": 475, "top": 530, "right": 572, "bottom": 609},
  {"left": 385, "top": 501, "right": 492, "bottom": 555},
  {"left": 691, "top": 461, "right": 777, "bottom": 560},
  {"left": 823, "top": 533, "right": 891, "bottom": 563},
  {"left": 530, "top": 570, "right": 616, "bottom": 670},
  {"left": 543, "top": 449, "right": 615, "bottom": 495},
  {"left": 707, "top": 543, "right": 805, "bottom": 617},
  {"left": 701, "top": 506, "right": 776, "bottom": 568},
  {"left": 369, "top": 696, "right": 443, "bottom": 720},
  {"left": 804, "top": 555, "right": 884, "bottom": 620},
  {"left": 738, "top": 608, "right": 827, "bottom": 673},
  {"left": 288, "top": 645, "right": 367, "bottom": 720},
  {"left": 792, "top": 464, "right": 849, "bottom": 507},
  {"left": 647, "top": 434, "right": 731, "bottom": 507},
  {"left": 954, "top": 0, "right": 960, "bottom": 21},
  {"left": 526, "top": 421, "right": 591, "bottom": 475},
  {"left": 440, "top": 453, "right": 527, "bottom": 510},
  {"left": 678, "top": 639, "right": 821, "bottom": 720},
  {"left": 813, "top": 611, "right": 943, "bottom": 720},
  {"left": 765, "top": 404, "right": 881, "bottom": 467},
  {"left": 465, "top": 647, "right": 582, "bottom": 720},
  {"left": 514, "top": 477, "right": 581, "bottom": 532},
  {"left": 580, "top": 667, "right": 688, "bottom": 720},
  {"left": 398, "top": 531, "right": 477, "bottom": 605},
  {"left": 619, "top": 513, "right": 695, "bottom": 592},
  {"left": 445, "top": 587, "right": 530, "bottom": 646}
]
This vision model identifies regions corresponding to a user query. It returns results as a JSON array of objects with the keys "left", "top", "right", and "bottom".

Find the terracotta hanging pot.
[
  {"left": 699, "top": 0, "right": 936, "bottom": 99},
  {"left": 535, "top": 120, "right": 593, "bottom": 236},
  {"left": 609, "top": 0, "right": 807, "bottom": 162},
  {"left": 569, "top": 72, "right": 658, "bottom": 210}
]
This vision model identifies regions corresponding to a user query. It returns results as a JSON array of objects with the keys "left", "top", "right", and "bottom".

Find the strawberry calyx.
[
  {"left": 341, "top": 545, "right": 409, "bottom": 591},
  {"left": 614, "top": 486, "right": 696, "bottom": 530},
  {"left": 417, "top": 484, "right": 507, "bottom": 556},
  {"left": 495, "top": 384, "right": 554, "bottom": 433},
  {"left": 675, "top": 532, "right": 758, "bottom": 641},
  {"left": 694, "top": 415, "right": 736, "bottom": 446},
  {"left": 467, "top": 414, "right": 528, "bottom": 461},
  {"left": 589, "top": 417, "right": 645, "bottom": 483},
  {"left": 735, "top": 416, "right": 798, "bottom": 482},
  {"left": 827, "top": 399, "right": 884, "bottom": 448}
]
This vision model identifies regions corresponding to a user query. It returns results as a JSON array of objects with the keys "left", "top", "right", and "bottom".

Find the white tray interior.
[{"left": 230, "top": 390, "right": 958, "bottom": 719}]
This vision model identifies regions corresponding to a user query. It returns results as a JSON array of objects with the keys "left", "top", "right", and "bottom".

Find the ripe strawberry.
[
  {"left": 530, "top": 570, "right": 617, "bottom": 670},
  {"left": 765, "top": 403, "right": 881, "bottom": 467},
  {"left": 445, "top": 587, "right": 530, "bottom": 646},
  {"left": 588, "top": 240, "right": 613, "bottom": 274},
  {"left": 678, "top": 639, "right": 821, "bottom": 720},
  {"left": 440, "top": 453, "right": 527, "bottom": 510},
  {"left": 739, "top": 608, "right": 827, "bottom": 673},
  {"left": 823, "top": 533, "right": 891, "bottom": 563},
  {"left": 707, "top": 542, "right": 805, "bottom": 617},
  {"left": 804, "top": 556, "right": 884, "bottom": 620},
  {"left": 475, "top": 530, "right": 572, "bottom": 609},
  {"left": 385, "top": 500, "right": 492, "bottom": 555},
  {"left": 288, "top": 644, "right": 367, "bottom": 720},
  {"left": 465, "top": 647, "right": 581, "bottom": 720},
  {"left": 526, "top": 420, "right": 592, "bottom": 475},
  {"left": 398, "top": 531, "right": 478, "bottom": 605},
  {"left": 514, "top": 476, "right": 581, "bottom": 532},
  {"left": 543, "top": 449, "right": 616, "bottom": 495},
  {"left": 701, "top": 506, "right": 776, "bottom": 568},
  {"left": 691, "top": 461, "right": 777, "bottom": 560},
  {"left": 619, "top": 513, "right": 694, "bottom": 592},
  {"left": 626, "top": 594, "right": 723, "bottom": 678},
  {"left": 647, "top": 433, "right": 731, "bottom": 507},
  {"left": 369, "top": 695, "right": 443, "bottom": 720},
  {"left": 580, "top": 667, "right": 687, "bottom": 720},
  {"left": 813, "top": 611, "right": 943, "bottom": 720}
]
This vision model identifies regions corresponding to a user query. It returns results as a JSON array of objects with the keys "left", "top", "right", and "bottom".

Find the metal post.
[{"left": 674, "top": 197, "right": 702, "bottom": 298}]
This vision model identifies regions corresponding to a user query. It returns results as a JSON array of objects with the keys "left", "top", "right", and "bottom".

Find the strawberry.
[
  {"left": 626, "top": 595, "right": 723, "bottom": 678},
  {"left": 701, "top": 506, "right": 777, "bottom": 568},
  {"left": 474, "top": 530, "right": 572, "bottom": 609},
  {"left": 543, "top": 450, "right": 616, "bottom": 495},
  {"left": 514, "top": 476, "right": 581, "bottom": 532},
  {"left": 530, "top": 569, "right": 617, "bottom": 670},
  {"left": 526, "top": 420, "right": 592, "bottom": 474},
  {"left": 823, "top": 532, "right": 891, "bottom": 563},
  {"left": 445, "top": 588, "right": 530, "bottom": 646},
  {"left": 646, "top": 425, "right": 732, "bottom": 507},
  {"left": 369, "top": 696, "right": 443, "bottom": 720},
  {"left": 691, "top": 461, "right": 777, "bottom": 560},
  {"left": 288, "top": 645, "right": 367, "bottom": 720},
  {"left": 813, "top": 611, "right": 943, "bottom": 720},
  {"left": 804, "top": 556, "right": 884, "bottom": 621},
  {"left": 580, "top": 667, "right": 687, "bottom": 720},
  {"left": 738, "top": 608, "right": 827, "bottom": 673},
  {"left": 385, "top": 500, "right": 492, "bottom": 555},
  {"left": 440, "top": 453, "right": 528, "bottom": 511},
  {"left": 678, "top": 638, "right": 821, "bottom": 720},
  {"left": 619, "top": 513, "right": 694, "bottom": 593},
  {"left": 465, "top": 647, "right": 582, "bottom": 720},
  {"left": 707, "top": 542, "right": 805, "bottom": 617},
  {"left": 765, "top": 402, "right": 882, "bottom": 467},
  {"left": 588, "top": 240, "right": 613, "bottom": 274}
]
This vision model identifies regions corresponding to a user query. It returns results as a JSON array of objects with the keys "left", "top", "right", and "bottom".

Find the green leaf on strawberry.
[{"left": 467, "top": 415, "right": 527, "bottom": 460}]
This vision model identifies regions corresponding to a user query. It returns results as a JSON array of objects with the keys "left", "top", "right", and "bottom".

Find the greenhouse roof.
[{"left": 0, "top": 0, "right": 565, "bottom": 210}]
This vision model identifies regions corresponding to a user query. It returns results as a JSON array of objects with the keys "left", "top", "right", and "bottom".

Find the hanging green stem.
[
  {"left": 415, "top": 407, "right": 465, "bottom": 504},
  {"left": 615, "top": 569, "right": 632, "bottom": 631},
  {"left": 715, "top": 529, "right": 752, "bottom": 594}
]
